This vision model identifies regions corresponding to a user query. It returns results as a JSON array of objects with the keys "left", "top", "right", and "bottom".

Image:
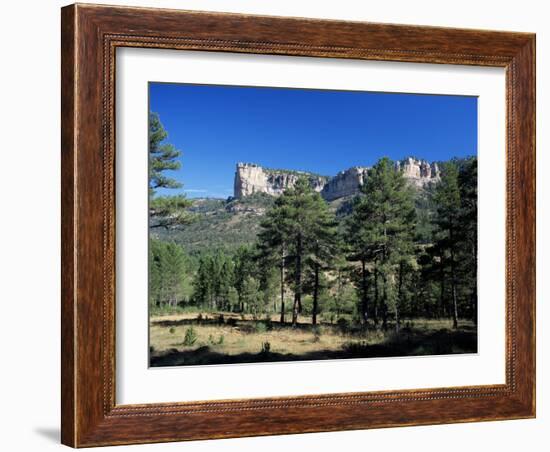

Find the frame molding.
[{"left": 61, "top": 3, "right": 535, "bottom": 447}]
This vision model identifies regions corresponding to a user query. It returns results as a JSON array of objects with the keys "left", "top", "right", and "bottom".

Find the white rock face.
[
  {"left": 234, "top": 163, "right": 327, "bottom": 198},
  {"left": 234, "top": 158, "right": 440, "bottom": 200},
  {"left": 321, "top": 167, "right": 369, "bottom": 201},
  {"left": 234, "top": 164, "right": 267, "bottom": 198},
  {"left": 395, "top": 157, "right": 440, "bottom": 188}
]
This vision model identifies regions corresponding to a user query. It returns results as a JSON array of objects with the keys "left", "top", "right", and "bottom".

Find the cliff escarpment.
[{"left": 234, "top": 158, "right": 440, "bottom": 201}]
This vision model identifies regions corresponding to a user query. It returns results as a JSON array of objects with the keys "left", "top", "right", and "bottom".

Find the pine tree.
[
  {"left": 233, "top": 245, "right": 256, "bottom": 312},
  {"left": 160, "top": 242, "right": 187, "bottom": 306},
  {"left": 148, "top": 111, "right": 193, "bottom": 228},
  {"left": 258, "top": 177, "right": 340, "bottom": 326},
  {"left": 257, "top": 197, "right": 292, "bottom": 323},
  {"left": 149, "top": 239, "right": 163, "bottom": 307},
  {"left": 346, "top": 195, "right": 377, "bottom": 326},
  {"left": 305, "top": 194, "right": 339, "bottom": 325},
  {"left": 432, "top": 162, "right": 462, "bottom": 328},
  {"left": 227, "top": 287, "right": 239, "bottom": 312},
  {"left": 149, "top": 240, "right": 188, "bottom": 307},
  {"left": 347, "top": 157, "right": 416, "bottom": 332},
  {"left": 218, "top": 254, "right": 235, "bottom": 311},
  {"left": 193, "top": 254, "right": 214, "bottom": 308},
  {"left": 241, "top": 276, "right": 264, "bottom": 318},
  {"left": 458, "top": 158, "right": 478, "bottom": 323}
]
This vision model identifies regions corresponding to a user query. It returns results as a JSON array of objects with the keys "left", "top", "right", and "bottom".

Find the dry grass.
[
  {"left": 149, "top": 312, "right": 473, "bottom": 358},
  {"left": 151, "top": 321, "right": 340, "bottom": 356}
]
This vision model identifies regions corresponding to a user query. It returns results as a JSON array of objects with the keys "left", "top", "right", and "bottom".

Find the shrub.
[
  {"left": 255, "top": 321, "right": 268, "bottom": 334},
  {"left": 261, "top": 341, "right": 271, "bottom": 354},
  {"left": 217, "top": 335, "right": 225, "bottom": 345},
  {"left": 337, "top": 318, "right": 350, "bottom": 334},
  {"left": 262, "top": 316, "right": 273, "bottom": 331},
  {"left": 169, "top": 327, "right": 176, "bottom": 334},
  {"left": 343, "top": 340, "right": 369, "bottom": 354},
  {"left": 183, "top": 327, "right": 198, "bottom": 346},
  {"left": 312, "top": 326, "right": 322, "bottom": 343}
]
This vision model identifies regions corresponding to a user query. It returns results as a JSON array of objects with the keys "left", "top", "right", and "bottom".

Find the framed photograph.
[{"left": 61, "top": 3, "right": 535, "bottom": 447}]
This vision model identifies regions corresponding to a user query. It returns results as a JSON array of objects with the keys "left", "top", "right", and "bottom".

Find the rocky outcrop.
[
  {"left": 321, "top": 167, "right": 369, "bottom": 201},
  {"left": 234, "top": 158, "right": 440, "bottom": 200},
  {"left": 395, "top": 157, "right": 440, "bottom": 188},
  {"left": 234, "top": 163, "right": 328, "bottom": 198}
]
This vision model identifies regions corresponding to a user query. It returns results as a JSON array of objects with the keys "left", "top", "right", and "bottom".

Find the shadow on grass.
[
  {"left": 150, "top": 327, "right": 477, "bottom": 367},
  {"left": 151, "top": 315, "right": 338, "bottom": 333}
]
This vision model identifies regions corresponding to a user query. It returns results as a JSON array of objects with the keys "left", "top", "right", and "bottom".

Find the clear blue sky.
[{"left": 149, "top": 82, "right": 477, "bottom": 199}]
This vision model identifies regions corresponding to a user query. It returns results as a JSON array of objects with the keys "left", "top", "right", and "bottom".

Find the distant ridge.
[{"left": 234, "top": 158, "right": 441, "bottom": 201}]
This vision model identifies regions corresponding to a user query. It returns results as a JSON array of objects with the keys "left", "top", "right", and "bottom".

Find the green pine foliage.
[
  {"left": 346, "top": 157, "right": 417, "bottom": 331},
  {"left": 255, "top": 177, "right": 340, "bottom": 325},
  {"left": 149, "top": 239, "right": 189, "bottom": 307},
  {"left": 149, "top": 111, "right": 193, "bottom": 228},
  {"left": 149, "top": 156, "right": 478, "bottom": 333}
]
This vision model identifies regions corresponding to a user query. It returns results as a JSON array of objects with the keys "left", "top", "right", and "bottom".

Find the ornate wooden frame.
[{"left": 61, "top": 3, "right": 535, "bottom": 447}]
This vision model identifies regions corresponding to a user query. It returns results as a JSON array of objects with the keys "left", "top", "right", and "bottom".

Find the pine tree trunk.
[
  {"left": 381, "top": 229, "right": 388, "bottom": 330},
  {"left": 452, "top": 282, "right": 459, "bottom": 329},
  {"left": 396, "top": 262, "right": 403, "bottom": 334},
  {"left": 360, "top": 259, "right": 368, "bottom": 325},
  {"left": 439, "top": 253, "right": 446, "bottom": 318},
  {"left": 471, "top": 241, "right": 478, "bottom": 324},
  {"left": 292, "top": 234, "right": 302, "bottom": 326},
  {"left": 335, "top": 269, "right": 342, "bottom": 322},
  {"left": 450, "top": 232, "right": 459, "bottom": 329},
  {"left": 382, "top": 273, "right": 388, "bottom": 331},
  {"left": 312, "top": 264, "right": 319, "bottom": 326},
  {"left": 280, "top": 246, "right": 285, "bottom": 324},
  {"left": 373, "top": 264, "right": 379, "bottom": 325}
]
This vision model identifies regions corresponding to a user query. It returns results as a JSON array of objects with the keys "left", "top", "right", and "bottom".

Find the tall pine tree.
[
  {"left": 458, "top": 158, "right": 478, "bottom": 323},
  {"left": 258, "top": 177, "right": 339, "bottom": 326},
  {"left": 432, "top": 162, "right": 462, "bottom": 328},
  {"left": 347, "top": 158, "right": 416, "bottom": 331},
  {"left": 257, "top": 197, "right": 292, "bottom": 323},
  {"left": 149, "top": 111, "right": 193, "bottom": 228}
]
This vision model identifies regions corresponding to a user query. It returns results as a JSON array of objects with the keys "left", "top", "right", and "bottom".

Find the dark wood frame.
[{"left": 61, "top": 3, "right": 535, "bottom": 447}]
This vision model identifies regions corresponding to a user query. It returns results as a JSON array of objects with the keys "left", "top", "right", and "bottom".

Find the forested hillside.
[
  {"left": 150, "top": 156, "right": 477, "bottom": 329},
  {"left": 147, "top": 111, "right": 477, "bottom": 366}
]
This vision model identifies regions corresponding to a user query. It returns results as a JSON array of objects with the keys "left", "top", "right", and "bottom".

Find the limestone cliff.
[
  {"left": 234, "top": 163, "right": 328, "bottom": 198},
  {"left": 234, "top": 158, "right": 440, "bottom": 201},
  {"left": 321, "top": 167, "right": 369, "bottom": 201},
  {"left": 395, "top": 157, "right": 440, "bottom": 188}
]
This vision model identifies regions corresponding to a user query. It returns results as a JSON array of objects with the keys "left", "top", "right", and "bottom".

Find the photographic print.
[{"left": 148, "top": 83, "right": 478, "bottom": 367}]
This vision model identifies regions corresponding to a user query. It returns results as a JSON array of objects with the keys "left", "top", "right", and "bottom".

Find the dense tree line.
[
  {"left": 149, "top": 240, "right": 189, "bottom": 307},
  {"left": 150, "top": 155, "right": 478, "bottom": 330}
]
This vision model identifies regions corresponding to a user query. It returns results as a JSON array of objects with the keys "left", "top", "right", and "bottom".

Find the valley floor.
[{"left": 149, "top": 312, "right": 477, "bottom": 367}]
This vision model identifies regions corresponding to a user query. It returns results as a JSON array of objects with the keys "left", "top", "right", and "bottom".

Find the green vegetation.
[
  {"left": 149, "top": 112, "right": 193, "bottom": 228},
  {"left": 183, "top": 327, "right": 198, "bottom": 346},
  {"left": 346, "top": 157, "right": 417, "bottom": 332},
  {"left": 257, "top": 178, "right": 339, "bottom": 326},
  {"left": 253, "top": 165, "right": 329, "bottom": 180},
  {"left": 149, "top": 314, "right": 475, "bottom": 366},
  {"left": 149, "top": 154, "right": 478, "bottom": 366},
  {"left": 153, "top": 194, "right": 273, "bottom": 253}
]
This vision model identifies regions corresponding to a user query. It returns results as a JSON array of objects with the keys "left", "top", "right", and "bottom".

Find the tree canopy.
[
  {"left": 150, "top": 156, "right": 479, "bottom": 333},
  {"left": 149, "top": 111, "right": 193, "bottom": 228}
]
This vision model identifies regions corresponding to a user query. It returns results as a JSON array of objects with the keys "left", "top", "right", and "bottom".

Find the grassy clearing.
[{"left": 149, "top": 312, "right": 477, "bottom": 367}]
